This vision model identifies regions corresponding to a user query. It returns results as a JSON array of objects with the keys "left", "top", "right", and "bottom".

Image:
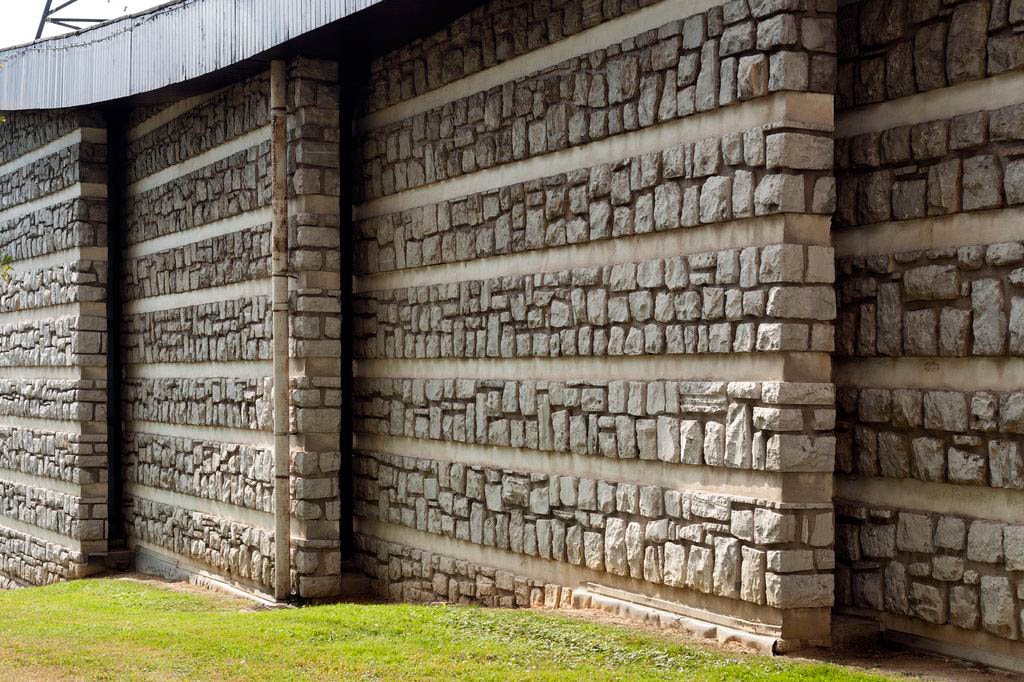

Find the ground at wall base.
[{"left": 0, "top": 576, "right": 1011, "bottom": 681}]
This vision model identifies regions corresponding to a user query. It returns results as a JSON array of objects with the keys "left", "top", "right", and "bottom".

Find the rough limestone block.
[
  {"left": 765, "top": 573, "right": 833, "bottom": 608},
  {"left": 713, "top": 537, "right": 742, "bottom": 599},
  {"left": 741, "top": 546, "right": 767, "bottom": 604},
  {"left": 766, "top": 133, "right": 833, "bottom": 170},
  {"left": 754, "top": 174, "right": 805, "bottom": 214},
  {"left": 663, "top": 542, "right": 687, "bottom": 587},
  {"left": 962, "top": 155, "right": 1004, "bottom": 210},
  {"left": 947, "top": 2, "right": 990, "bottom": 84},
  {"left": 950, "top": 585, "right": 980, "bottom": 630},
  {"left": 967, "top": 521, "right": 1004, "bottom": 563},
  {"left": 910, "top": 581, "right": 947, "bottom": 624},
  {"left": 896, "top": 513, "right": 933, "bottom": 553},
  {"left": 766, "top": 435, "right": 835, "bottom": 472},
  {"left": 972, "top": 279, "right": 1006, "bottom": 355},
  {"left": 980, "top": 576, "right": 1018, "bottom": 639}
]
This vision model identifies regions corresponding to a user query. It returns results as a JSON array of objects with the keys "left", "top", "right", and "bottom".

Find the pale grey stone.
[
  {"left": 713, "top": 537, "right": 742, "bottom": 599},
  {"left": 740, "top": 546, "right": 766, "bottom": 604},
  {"left": 967, "top": 521, "right": 1004, "bottom": 563},
  {"left": 663, "top": 542, "right": 687, "bottom": 587},
  {"left": 910, "top": 582, "right": 947, "bottom": 624},
  {"left": 972, "top": 279, "right": 1006, "bottom": 355},
  {"left": 950, "top": 585, "right": 980, "bottom": 630},
  {"left": 604, "top": 518, "right": 628, "bottom": 576},
  {"left": 947, "top": 1, "right": 990, "bottom": 84},
  {"left": 980, "top": 576, "right": 1017, "bottom": 638},
  {"left": 963, "top": 155, "right": 1004, "bottom": 211},
  {"left": 686, "top": 545, "right": 713, "bottom": 593}
]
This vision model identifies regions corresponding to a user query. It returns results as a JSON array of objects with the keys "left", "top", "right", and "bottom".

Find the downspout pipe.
[{"left": 270, "top": 59, "right": 291, "bottom": 601}]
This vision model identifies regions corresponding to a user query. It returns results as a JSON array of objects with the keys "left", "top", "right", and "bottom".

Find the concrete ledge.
[
  {"left": 836, "top": 607, "right": 1024, "bottom": 675},
  {"left": 0, "top": 414, "right": 106, "bottom": 435},
  {"left": 124, "top": 361, "right": 273, "bottom": 380},
  {"left": 133, "top": 540, "right": 278, "bottom": 605},
  {"left": 835, "top": 479, "right": 1024, "bottom": 525},
  {"left": 7, "top": 246, "right": 108, "bottom": 275},
  {"left": 356, "top": 519, "right": 794, "bottom": 638},
  {"left": 573, "top": 585, "right": 780, "bottom": 655},
  {"left": 355, "top": 352, "right": 832, "bottom": 384},
  {"left": 358, "top": 0, "right": 729, "bottom": 131},
  {"left": 0, "top": 302, "right": 105, "bottom": 327},
  {"left": 127, "top": 91, "right": 221, "bottom": 141},
  {"left": 125, "top": 421, "right": 272, "bottom": 448},
  {"left": 0, "top": 468, "right": 82, "bottom": 498},
  {"left": 0, "top": 128, "right": 106, "bottom": 177},
  {"left": 124, "top": 279, "right": 270, "bottom": 315},
  {"left": 125, "top": 484, "right": 275, "bottom": 532},
  {"left": 126, "top": 125, "right": 271, "bottom": 197},
  {"left": 833, "top": 357, "right": 1024, "bottom": 392},
  {"left": 0, "top": 516, "right": 77, "bottom": 553},
  {"left": 0, "top": 367, "right": 103, "bottom": 381},
  {"left": 837, "top": 70, "right": 1024, "bottom": 138},
  {"left": 354, "top": 214, "right": 832, "bottom": 293},
  {"left": 354, "top": 92, "right": 833, "bottom": 220},
  {"left": 125, "top": 207, "right": 272, "bottom": 258},
  {"left": 357, "top": 434, "right": 834, "bottom": 504},
  {"left": 0, "top": 182, "right": 105, "bottom": 224},
  {"left": 835, "top": 209, "right": 1024, "bottom": 259}
]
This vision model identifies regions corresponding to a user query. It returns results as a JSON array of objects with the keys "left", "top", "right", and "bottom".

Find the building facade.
[{"left": 0, "top": 0, "right": 1022, "bottom": 671}]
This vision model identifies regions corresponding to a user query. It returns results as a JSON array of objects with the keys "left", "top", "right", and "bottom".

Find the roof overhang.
[{"left": 0, "top": 0, "right": 463, "bottom": 111}]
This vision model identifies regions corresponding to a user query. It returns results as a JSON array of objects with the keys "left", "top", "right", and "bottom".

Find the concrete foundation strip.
[{"left": 572, "top": 584, "right": 780, "bottom": 655}]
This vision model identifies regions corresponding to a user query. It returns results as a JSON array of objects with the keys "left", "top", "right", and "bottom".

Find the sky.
[{"left": 0, "top": 0, "right": 167, "bottom": 49}]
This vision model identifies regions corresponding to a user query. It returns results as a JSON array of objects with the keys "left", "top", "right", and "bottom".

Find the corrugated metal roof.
[{"left": 0, "top": 0, "right": 384, "bottom": 110}]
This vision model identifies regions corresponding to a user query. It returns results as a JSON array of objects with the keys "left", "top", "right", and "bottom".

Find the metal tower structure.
[{"left": 36, "top": 0, "right": 106, "bottom": 40}]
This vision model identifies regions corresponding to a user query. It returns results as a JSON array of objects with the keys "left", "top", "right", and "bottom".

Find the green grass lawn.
[{"left": 0, "top": 579, "right": 896, "bottom": 681}]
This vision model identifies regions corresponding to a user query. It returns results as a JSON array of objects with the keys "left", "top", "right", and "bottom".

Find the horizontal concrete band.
[
  {"left": 125, "top": 483, "right": 275, "bottom": 532},
  {"left": 124, "top": 361, "right": 273, "bottom": 380},
  {"left": 0, "top": 467, "right": 80, "bottom": 498},
  {"left": 0, "top": 514, "right": 75, "bottom": 553},
  {"left": 0, "top": 127, "right": 106, "bottom": 177},
  {"left": 882, "top": 617, "right": 1024, "bottom": 675},
  {"left": 355, "top": 518, "right": 785, "bottom": 636},
  {"left": 126, "top": 125, "right": 271, "bottom": 197},
  {"left": 359, "top": 0, "right": 728, "bottom": 131},
  {"left": 835, "top": 477, "right": 1024, "bottom": 526},
  {"left": 0, "top": 367, "right": 103, "bottom": 381},
  {"left": 0, "top": 415, "right": 106, "bottom": 435},
  {"left": 355, "top": 352, "right": 832, "bottom": 383},
  {"left": 0, "top": 182, "right": 106, "bottom": 224},
  {"left": 354, "top": 214, "right": 831, "bottom": 293},
  {"left": 354, "top": 92, "right": 833, "bottom": 220},
  {"left": 127, "top": 90, "right": 223, "bottom": 141},
  {"left": 8, "top": 246, "right": 108, "bottom": 275},
  {"left": 0, "top": 302, "right": 104, "bottom": 327},
  {"left": 132, "top": 541, "right": 273, "bottom": 599},
  {"left": 124, "top": 278, "right": 271, "bottom": 315},
  {"left": 835, "top": 209, "right": 1024, "bottom": 259},
  {"left": 836, "top": 607, "right": 1024, "bottom": 674},
  {"left": 356, "top": 434, "right": 833, "bottom": 505},
  {"left": 833, "top": 357, "right": 1024, "bottom": 392},
  {"left": 125, "top": 206, "right": 272, "bottom": 256},
  {"left": 837, "top": 70, "right": 1024, "bottom": 138},
  {"left": 125, "top": 421, "right": 273, "bottom": 448}
]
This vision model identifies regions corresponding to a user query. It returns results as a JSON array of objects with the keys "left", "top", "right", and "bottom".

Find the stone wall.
[
  {"left": 119, "top": 74, "right": 279, "bottom": 594},
  {"left": 833, "top": 0, "right": 1024, "bottom": 667},
  {"left": 351, "top": 0, "right": 838, "bottom": 647},
  {"left": 0, "top": 109, "right": 109, "bottom": 588},
  {"left": 117, "top": 60, "right": 347, "bottom": 599},
  {"left": 0, "top": 0, "right": 1018, "bottom": 668}
]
